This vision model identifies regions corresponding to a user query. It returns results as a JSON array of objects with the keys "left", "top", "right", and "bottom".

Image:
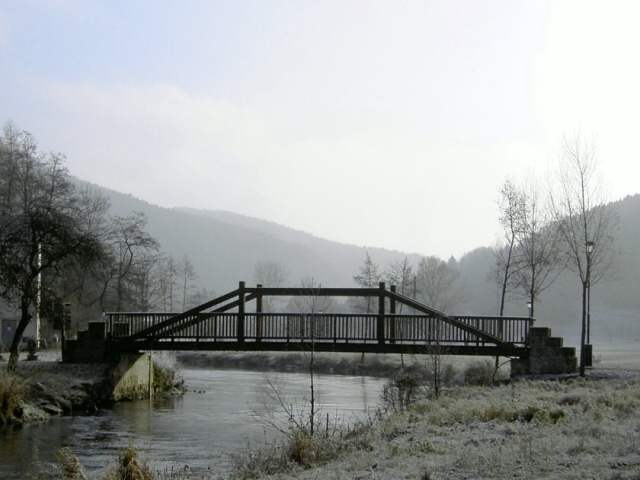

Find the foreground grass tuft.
[
  {"left": 57, "top": 447, "right": 88, "bottom": 480},
  {"left": 0, "top": 369, "right": 26, "bottom": 426},
  {"left": 104, "top": 446, "right": 155, "bottom": 480}
]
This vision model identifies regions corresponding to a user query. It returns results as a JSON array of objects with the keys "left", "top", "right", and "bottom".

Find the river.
[{"left": 0, "top": 368, "right": 387, "bottom": 479}]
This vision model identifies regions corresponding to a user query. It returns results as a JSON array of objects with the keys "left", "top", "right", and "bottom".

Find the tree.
[
  {"left": 97, "top": 213, "right": 160, "bottom": 311},
  {"left": 157, "top": 255, "right": 178, "bottom": 311},
  {"left": 415, "top": 256, "right": 463, "bottom": 312},
  {"left": 551, "top": 136, "right": 617, "bottom": 376},
  {"left": 129, "top": 250, "right": 164, "bottom": 311},
  {"left": 0, "top": 124, "right": 106, "bottom": 370},
  {"left": 493, "top": 179, "right": 525, "bottom": 317},
  {"left": 385, "top": 256, "right": 414, "bottom": 311},
  {"left": 512, "top": 181, "right": 564, "bottom": 317},
  {"left": 351, "top": 251, "right": 381, "bottom": 313},
  {"left": 253, "top": 260, "right": 288, "bottom": 312},
  {"left": 385, "top": 256, "right": 414, "bottom": 366},
  {"left": 179, "top": 255, "right": 197, "bottom": 311}
]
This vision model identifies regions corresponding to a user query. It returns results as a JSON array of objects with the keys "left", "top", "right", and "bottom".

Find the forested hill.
[
  {"left": 84, "top": 180, "right": 640, "bottom": 340},
  {"left": 79, "top": 181, "right": 422, "bottom": 293}
]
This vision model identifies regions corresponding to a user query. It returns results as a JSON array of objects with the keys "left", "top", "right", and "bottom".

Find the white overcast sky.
[{"left": 1, "top": 1, "right": 639, "bottom": 259}]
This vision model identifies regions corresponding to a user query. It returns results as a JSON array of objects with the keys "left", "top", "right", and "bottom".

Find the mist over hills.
[{"left": 86, "top": 180, "right": 640, "bottom": 342}]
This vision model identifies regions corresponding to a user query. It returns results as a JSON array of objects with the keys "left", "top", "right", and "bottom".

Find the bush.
[
  {"left": 0, "top": 370, "right": 25, "bottom": 426},
  {"left": 382, "top": 370, "right": 422, "bottom": 411},
  {"left": 153, "top": 363, "right": 184, "bottom": 394},
  {"left": 463, "top": 361, "right": 496, "bottom": 386}
]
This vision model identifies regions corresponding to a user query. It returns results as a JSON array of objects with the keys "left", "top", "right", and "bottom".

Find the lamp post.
[
  {"left": 526, "top": 301, "right": 533, "bottom": 318},
  {"left": 585, "top": 240, "right": 595, "bottom": 368}
]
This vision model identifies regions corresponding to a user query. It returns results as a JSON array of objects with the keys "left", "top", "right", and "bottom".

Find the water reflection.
[{"left": 0, "top": 369, "right": 386, "bottom": 479}]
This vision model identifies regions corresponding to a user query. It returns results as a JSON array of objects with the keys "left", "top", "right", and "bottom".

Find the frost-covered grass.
[{"left": 240, "top": 374, "right": 640, "bottom": 480}]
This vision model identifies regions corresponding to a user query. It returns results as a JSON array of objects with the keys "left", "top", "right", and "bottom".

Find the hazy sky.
[{"left": 2, "top": 1, "right": 639, "bottom": 259}]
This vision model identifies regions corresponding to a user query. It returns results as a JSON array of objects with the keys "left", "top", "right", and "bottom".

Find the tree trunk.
[
  {"left": 8, "top": 296, "right": 32, "bottom": 371},
  {"left": 579, "top": 281, "right": 587, "bottom": 377}
]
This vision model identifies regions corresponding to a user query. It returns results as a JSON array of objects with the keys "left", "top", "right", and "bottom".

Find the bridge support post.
[
  {"left": 390, "top": 285, "right": 396, "bottom": 344},
  {"left": 238, "top": 281, "right": 245, "bottom": 343},
  {"left": 256, "top": 284, "right": 263, "bottom": 342},
  {"left": 378, "top": 282, "right": 386, "bottom": 345}
]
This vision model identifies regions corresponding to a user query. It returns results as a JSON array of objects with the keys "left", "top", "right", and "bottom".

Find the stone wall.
[{"left": 511, "top": 327, "right": 577, "bottom": 376}]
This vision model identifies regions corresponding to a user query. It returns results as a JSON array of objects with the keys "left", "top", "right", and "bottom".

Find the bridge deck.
[{"left": 103, "top": 283, "right": 534, "bottom": 357}]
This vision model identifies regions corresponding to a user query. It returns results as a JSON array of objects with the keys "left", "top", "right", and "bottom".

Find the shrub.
[
  {"left": 153, "top": 363, "right": 184, "bottom": 394},
  {"left": 382, "top": 370, "right": 422, "bottom": 411},
  {"left": 463, "top": 361, "right": 496, "bottom": 386},
  {"left": 0, "top": 370, "right": 25, "bottom": 426}
]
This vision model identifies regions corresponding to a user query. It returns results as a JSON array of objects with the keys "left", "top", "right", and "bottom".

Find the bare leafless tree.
[
  {"left": 179, "top": 255, "right": 197, "bottom": 310},
  {"left": 385, "top": 256, "right": 414, "bottom": 366},
  {"left": 493, "top": 179, "right": 525, "bottom": 317},
  {"left": 551, "top": 136, "right": 618, "bottom": 376},
  {"left": 415, "top": 256, "right": 463, "bottom": 312},
  {"left": 98, "top": 212, "right": 160, "bottom": 311},
  {"left": 253, "top": 260, "right": 288, "bottom": 312},
  {"left": 385, "top": 256, "right": 414, "bottom": 313},
  {"left": 513, "top": 181, "right": 564, "bottom": 317}
]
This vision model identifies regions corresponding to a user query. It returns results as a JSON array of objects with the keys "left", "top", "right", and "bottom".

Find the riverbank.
[
  {"left": 176, "top": 351, "right": 493, "bottom": 379},
  {"left": 0, "top": 353, "right": 111, "bottom": 427},
  {"left": 230, "top": 369, "right": 640, "bottom": 480},
  {"left": 0, "top": 351, "right": 185, "bottom": 428}
]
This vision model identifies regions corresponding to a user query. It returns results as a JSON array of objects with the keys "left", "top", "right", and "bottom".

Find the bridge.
[
  {"left": 63, "top": 282, "right": 577, "bottom": 375},
  {"left": 103, "top": 282, "right": 531, "bottom": 357}
]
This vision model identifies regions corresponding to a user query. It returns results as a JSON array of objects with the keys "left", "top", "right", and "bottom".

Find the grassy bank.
[{"left": 229, "top": 371, "right": 640, "bottom": 480}]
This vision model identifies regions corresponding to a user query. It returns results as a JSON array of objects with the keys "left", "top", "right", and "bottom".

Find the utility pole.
[{"left": 36, "top": 242, "right": 42, "bottom": 349}]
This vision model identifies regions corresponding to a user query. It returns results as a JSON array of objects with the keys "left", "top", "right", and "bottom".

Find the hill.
[{"left": 81, "top": 181, "right": 422, "bottom": 293}]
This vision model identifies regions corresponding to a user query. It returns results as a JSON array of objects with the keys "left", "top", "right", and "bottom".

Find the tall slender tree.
[
  {"left": 551, "top": 136, "right": 617, "bottom": 376},
  {"left": 493, "top": 179, "right": 525, "bottom": 317},
  {"left": 513, "top": 181, "right": 564, "bottom": 318}
]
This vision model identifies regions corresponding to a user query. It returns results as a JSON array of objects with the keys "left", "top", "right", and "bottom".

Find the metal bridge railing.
[{"left": 104, "top": 312, "right": 533, "bottom": 346}]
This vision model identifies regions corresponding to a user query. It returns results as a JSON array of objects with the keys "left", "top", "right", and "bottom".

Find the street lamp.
[
  {"left": 526, "top": 301, "right": 533, "bottom": 318},
  {"left": 585, "top": 240, "right": 595, "bottom": 369}
]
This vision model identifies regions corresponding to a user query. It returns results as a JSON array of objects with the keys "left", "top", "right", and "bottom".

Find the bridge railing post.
[
  {"left": 378, "top": 282, "right": 385, "bottom": 345},
  {"left": 238, "top": 281, "right": 245, "bottom": 343},
  {"left": 390, "top": 285, "right": 396, "bottom": 344},
  {"left": 256, "top": 284, "right": 263, "bottom": 342}
]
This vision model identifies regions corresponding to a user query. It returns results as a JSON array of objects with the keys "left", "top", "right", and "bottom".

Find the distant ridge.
[{"left": 76, "top": 179, "right": 422, "bottom": 293}]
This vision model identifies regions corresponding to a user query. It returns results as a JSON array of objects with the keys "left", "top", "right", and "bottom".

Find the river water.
[{"left": 0, "top": 368, "right": 387, "bottom": 479}]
